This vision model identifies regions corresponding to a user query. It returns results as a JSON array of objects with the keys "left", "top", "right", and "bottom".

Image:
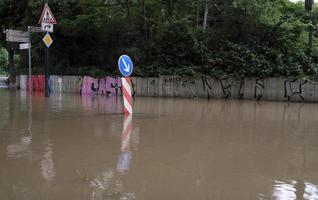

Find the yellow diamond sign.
[{"left": 43, "top": 33, "right": 53, "bottom": 48}]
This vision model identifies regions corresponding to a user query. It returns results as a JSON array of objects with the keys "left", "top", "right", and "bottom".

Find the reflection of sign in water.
[
  {"left": 86, "top": 108, "right": 138, "bottom": 198},
  {"left": 272, "top": 180, "right": 318, "bottom": 200},
  {"left": 117, "top": 151, "right": 132, "bottom": 172},
  {"left": 117, "top": 114, "right": 133, "bottom": 172},
  {"left": 41, "top": 140, "right": 55, "bottom": 182},
  {"left": 121, "top": 114, "right": 132, "bottom": 152}
]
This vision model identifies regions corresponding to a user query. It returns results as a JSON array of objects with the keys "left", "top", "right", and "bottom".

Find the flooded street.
[{"left": 1, "top": 90, "right": 318, "bottom": 200}]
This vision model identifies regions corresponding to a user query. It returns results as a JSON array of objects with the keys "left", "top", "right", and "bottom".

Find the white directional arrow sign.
[{"left": 122, "top": 58, "right": 130, "bottom": 72}]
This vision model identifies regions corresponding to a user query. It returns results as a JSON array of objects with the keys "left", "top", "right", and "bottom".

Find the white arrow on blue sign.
[{"left": 118, "top": 55, "right": 134, "bottom": 77}]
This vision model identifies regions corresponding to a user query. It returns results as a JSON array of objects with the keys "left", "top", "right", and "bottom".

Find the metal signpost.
[
  {"left": 118, "top": 55, "right": 134, "bottom": 115},
  {"left": 17, "top": 33, "right": 33, "bottom": 93},
  {"left": 38, "top": 3, "right": 57, "bottom": 97},
  {"left": 28, "top": 37, "right": 32, "bottom": 93},
  {"left": 6, "top": 29, "right": 31, "bottom": 89},
  {"left": 26, "top": 26, "right": 45, "bottom": 94}
]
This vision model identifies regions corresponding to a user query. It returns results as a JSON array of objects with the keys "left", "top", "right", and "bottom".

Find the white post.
[{"left": 27, "top": 26, "right": 32, "bottom": 93}]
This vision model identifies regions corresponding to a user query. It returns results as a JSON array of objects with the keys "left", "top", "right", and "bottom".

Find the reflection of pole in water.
[
  {"left": 117, "top": 114, "right": 133, "bottom": 172},
  {"left": 41, "top": 139, "right": 55, "bottom": 182},
  {"left": 41, "top": 101, "right": 56, "bottom": 183},
  {"left": 25, "top": 93, "right": 32, "bottom": 163},
  {"left": 6, "top": 92, "right": 32, "bottom": 161},
  {"left": 88, "top": 114, "right": 138, "bottom": 199}
]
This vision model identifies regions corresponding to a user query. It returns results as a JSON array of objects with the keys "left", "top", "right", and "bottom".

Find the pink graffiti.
[
  {"left": 81, "top": 76, "right": 122, "bottom": 96},
  {"left": 82, "top": 76, "right": 99, "bottom": 95},
  {"left": 106, "top": 77, "right": 122, "bottom": 96}
]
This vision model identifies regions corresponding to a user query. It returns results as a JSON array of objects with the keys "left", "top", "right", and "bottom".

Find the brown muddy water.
[{"left": 0, "top": 89, "right": 318, "bottom": 200}]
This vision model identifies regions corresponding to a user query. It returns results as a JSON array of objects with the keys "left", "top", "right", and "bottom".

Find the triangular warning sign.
[{"left": 38, "top": 3, "right": 57, "bottom": 24}]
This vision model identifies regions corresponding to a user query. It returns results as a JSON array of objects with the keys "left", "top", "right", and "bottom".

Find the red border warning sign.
[{"left": 38, "top": 3, "right": 57, "bottom": 25}]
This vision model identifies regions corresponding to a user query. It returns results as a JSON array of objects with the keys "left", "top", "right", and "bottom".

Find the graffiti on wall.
[
  {"left": 201, "top": 77, "right": 213, "bottom": 99},
  {"left": 254, "top": 78, "right": 265, "bottom": 100},
  {"left": 82, "top": 76, "right": 122, "bottom": 96},
  {"left": 220, "top": 78, "right": 232, "bottom": 99},
  {"left": 160, "top": 76, "right": 196, "bottom": 97},
  {"left": 284, "top": 79, "right": 307, "bottom": 101},
  {"left": 284, "top": 79, "right": 318, "bottom": 101},
  {"left": 19, "top": 75, "right": 318, "bottom": 102},
  {"left": 202, "top": 77, "right": 244, "bottom": 99}
]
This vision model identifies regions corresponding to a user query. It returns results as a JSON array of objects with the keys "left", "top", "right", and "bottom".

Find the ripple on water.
[
  {"left": 273, "top": 180, "right": 297, "bottom": 200},
  {"left": 272, "top": 180, "right": 318, "bottom": 200}
]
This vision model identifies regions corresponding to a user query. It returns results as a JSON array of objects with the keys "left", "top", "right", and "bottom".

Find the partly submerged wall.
[{"left": 17, "top": 75, "right": 318, "bottom": 102}]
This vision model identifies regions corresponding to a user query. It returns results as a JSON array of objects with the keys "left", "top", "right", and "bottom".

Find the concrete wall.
[
  {"left": 50, "top": 76, "right": 63, "bottom": 93},
  {"left": 0, "top": 77, "right": 8, "bottom": 88},
  {"left": 19, "top": 75, "right": 27, "bottom": 90},
  {"left": 17, "top": 75, "right": 318, "bottom": 103}
]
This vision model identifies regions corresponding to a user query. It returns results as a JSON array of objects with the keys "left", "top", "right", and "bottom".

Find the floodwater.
[{"left": 1, "top": 90, "right": 318, "bottom": 200}]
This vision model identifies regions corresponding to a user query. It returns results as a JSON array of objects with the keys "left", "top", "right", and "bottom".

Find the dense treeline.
[{"left": 1, "top": 0, "right": 318, "bottom": 78}]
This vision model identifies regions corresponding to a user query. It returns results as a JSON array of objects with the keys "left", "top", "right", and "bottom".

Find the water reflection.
[
  {"left": 304, "top": 182, "right": 318, "bottom": 200},
  {"left": 82, "top": 95, "right": 123, "bottom": 113},
  {"left": 6, "top": 141, "right": 30, "bottom": 159},
  {"left": 6, "top": 129, "right": 32, "bottom": 159},
  {"left": 273, "top": 180, "right": 297, "bottom": 200},
  {"left": 6, "top": 92, "right": 32, "bottom": 162},
  {"left": 41, "top": 139, "right": 55, "bottom": 182},
  {"left": 2, "top": 89, "right": 318, "bottom": 199},
  {"left": 117, "top": 115, "right": 133, "bottom": 173},
  {"left": 272, "top": 180, "right": 318, "bottom": 200},
  {"left": 88, "top": 114, "right": 138, "bottom": 200}
]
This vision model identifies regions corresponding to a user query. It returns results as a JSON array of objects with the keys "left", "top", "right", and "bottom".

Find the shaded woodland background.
[{"left": 1, "top": 0, "right": 318, "bottom": 79}]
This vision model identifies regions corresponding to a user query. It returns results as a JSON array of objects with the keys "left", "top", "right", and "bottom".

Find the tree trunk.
[
  {"left": 196, "top": 0, "right": 200, "bottom": 28},
  {"left": 309, "top": 13, "right": 313, "bottom": 49},
  {"left": 126, "top": 0, "right": 133, "bottom": 24},
  {"left": 7, "top": 44, "right": 14, "bottom": 85},
  {"left": 168, "top": 0, "right": 173, "bottom": 16},
  {"left": 141, "top": 0, "right": 147, "bottom": 40},
  {"left": 203, "top": 0, "right": 208, "bottom": 30}
]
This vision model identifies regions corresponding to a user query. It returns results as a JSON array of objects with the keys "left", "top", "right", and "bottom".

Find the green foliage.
[
  {"left": 143, "top": 19, "right": 202, "bottom": 76},
  {"left": 1, "top": 0, "right": 318, "bottom": 78},
  {"left": 0, "top": 48, "right": 8, "bottom": 75}
]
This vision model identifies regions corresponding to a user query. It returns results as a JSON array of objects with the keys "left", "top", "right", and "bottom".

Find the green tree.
[
  {"left": 0, "top": 47, "right": 8, "bottom": 75},
  {"left": 0, "top": 0, "right": 317, "bottom": 78}
]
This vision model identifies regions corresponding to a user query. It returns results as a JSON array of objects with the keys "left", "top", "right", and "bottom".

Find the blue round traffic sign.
[{"left": 118, "top": 55, "right": 134, "bottom": 77}]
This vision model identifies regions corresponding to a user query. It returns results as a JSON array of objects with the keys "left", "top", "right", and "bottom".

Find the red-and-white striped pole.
[{"left": 122, "top": 77, "right": 133, "bottom": 115}]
